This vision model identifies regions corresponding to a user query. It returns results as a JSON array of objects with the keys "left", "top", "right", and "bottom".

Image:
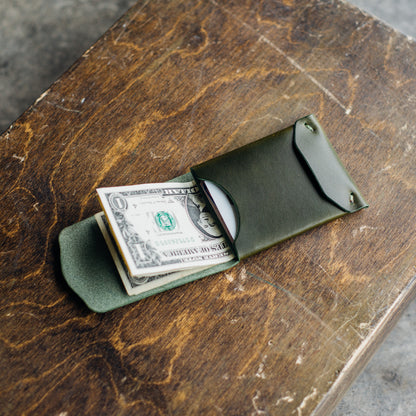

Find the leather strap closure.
[{"left": 293, "top": 115, "right": 367, "bottom": 213}]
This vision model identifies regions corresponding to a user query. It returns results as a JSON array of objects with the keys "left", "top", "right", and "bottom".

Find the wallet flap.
[
  {"left": 191, "top": 115, "right": 367, "bottom": 259},
  {"left": 293, "top": 115, "right": 366, "bottom": 212}
]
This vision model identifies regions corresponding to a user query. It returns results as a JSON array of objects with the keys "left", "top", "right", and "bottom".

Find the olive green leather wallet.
[{"left": 59, "top": 115, "right": 367, "bottom": 312}]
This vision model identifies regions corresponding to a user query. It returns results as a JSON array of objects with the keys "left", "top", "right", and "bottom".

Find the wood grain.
[{"left": 1, "top": 0, "right": 416, "bottom": 415}]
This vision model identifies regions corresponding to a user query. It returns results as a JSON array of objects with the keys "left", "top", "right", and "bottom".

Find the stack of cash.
[{"left": 96, "top": 181, "right": 235, "bottom": 295}]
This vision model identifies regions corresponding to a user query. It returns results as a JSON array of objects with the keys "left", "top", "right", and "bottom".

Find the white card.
[{"left": 201, "top": 180, "right": 238, "bottom": 241}]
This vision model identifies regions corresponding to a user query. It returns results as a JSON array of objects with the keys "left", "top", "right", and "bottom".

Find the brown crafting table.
[{"left": 1, "top": 1, "right": 416, "bottom": 415}]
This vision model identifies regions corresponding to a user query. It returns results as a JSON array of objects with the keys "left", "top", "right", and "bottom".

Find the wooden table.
[{"left": 1, "top": 1, "right": 415, "bottom": 414}]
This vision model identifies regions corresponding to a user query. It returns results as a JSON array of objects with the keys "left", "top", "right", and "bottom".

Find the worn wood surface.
[{"left": 1, "top": 0, "right": 416, "bottom": 415}]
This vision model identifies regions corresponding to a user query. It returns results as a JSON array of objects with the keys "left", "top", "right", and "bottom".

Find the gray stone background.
[{"left": 0, "top": 1, "right": 415, "bottom": 415}]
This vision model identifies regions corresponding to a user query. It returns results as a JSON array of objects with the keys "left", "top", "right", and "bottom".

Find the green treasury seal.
[{"left": 155, "top": 211, "right": 176, "bottom": 231}]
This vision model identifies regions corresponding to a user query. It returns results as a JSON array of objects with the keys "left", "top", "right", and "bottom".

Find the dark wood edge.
[{"left": 312, "top": 275, "right": 416, "bottom": 416}]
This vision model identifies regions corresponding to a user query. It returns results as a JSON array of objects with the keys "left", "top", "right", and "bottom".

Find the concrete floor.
[
  {"left": 1, "top": 1, "right": 415, "bottom": 415},
  {"left": 349, "top": 0, "right": 416, "bottom": 39}
]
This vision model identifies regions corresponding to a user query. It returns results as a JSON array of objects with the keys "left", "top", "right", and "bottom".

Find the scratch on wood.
[
  {"left": 224, "top": 273, "right": 234, "bottom": 282},
  {"left": 150, "top": 150, "right": 170, "bottom": 160},
  {"left": 352, "top": 225, "right": 378, "bottom": 237},
  {"left": 209, "top": 0, "right": 350, "bottom": 114},
  {"left": 12, "top": 154, "right": 25, "bottom": 163},
  {"left": 258, "top": 35, "right": 349, "bottom": 114},
  {"left": 251, "top": 390, "right": 267, "bottom": 415},
  {"left": 255, "top": 354, "right": 267, "bottom": 379},
  {"left": 248, "top": 268, "right": 336, "bottom": 334},
  {"left": 275, "top": 394, "right": 295, "bottom": 406},
  {"left": 235, "top": 114, "right": 283, "bottom": 126},
  {"left": 34, "top": 90, "right": 50, "bottom": 105},
  {"left": 296, "top": 388, "right": 318, "bottom": 416},
  {"left": 45, "top": 101, "right": 82, "bottom": 114}
]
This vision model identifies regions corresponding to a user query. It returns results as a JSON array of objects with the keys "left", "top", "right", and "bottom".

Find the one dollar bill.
[
  {"left": 96, "top": 181, "right": 235, "bottom": 283},
  {"left": 95, "top": 212, "right": 209, "bottom": 296}
]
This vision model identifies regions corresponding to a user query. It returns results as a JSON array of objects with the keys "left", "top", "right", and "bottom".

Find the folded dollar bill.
[
  {"left": 96, "top": 181, "right": 235, "bottom": 295},
  {"left": 94, "top": 212, "right": 210, "bottom": 296}
]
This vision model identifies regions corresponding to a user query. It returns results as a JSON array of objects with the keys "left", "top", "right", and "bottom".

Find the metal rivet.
[{"left": 304, "top": 122, "right": 315, "bottom": 132}]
